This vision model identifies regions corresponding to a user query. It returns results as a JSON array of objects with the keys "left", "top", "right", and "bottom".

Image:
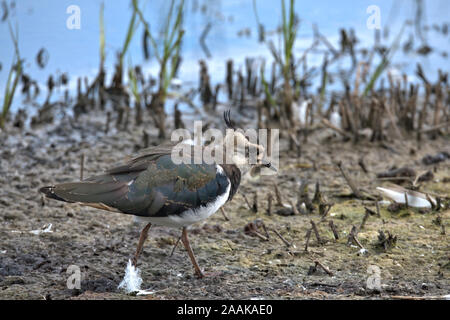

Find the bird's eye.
[{"left": 265, "top": 162, "right": 271, "bottom": 168}]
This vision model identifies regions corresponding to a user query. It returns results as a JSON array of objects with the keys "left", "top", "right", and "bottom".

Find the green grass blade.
[
  {"left": 120, "top": 4, "right": 139, "bottom": 63},
  {"left": 363, "top": 23, "right": 405, "bottom": 97},
  {"left": 1, "top": 22, "right": 22, "bottom": 129},
  {"left": 261, "top": 63, "right": 276, "bottom": 107},
  {"left": 133, "top": 0, "right": 161, "bottom": 63},
  {"left": 128, "top": 65, "right": 140, "bottom": 104},
  {"left": 99, "top": 2, "right": 105, "bottom": 65}
]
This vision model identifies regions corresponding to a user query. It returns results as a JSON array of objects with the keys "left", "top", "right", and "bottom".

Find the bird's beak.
[{"left": 261, "top": 158, "right": 277, "bottom": 172}]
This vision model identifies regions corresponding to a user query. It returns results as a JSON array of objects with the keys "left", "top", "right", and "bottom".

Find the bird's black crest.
[{"left": 223, "top": 110, "right": 236, "bottom": 130}]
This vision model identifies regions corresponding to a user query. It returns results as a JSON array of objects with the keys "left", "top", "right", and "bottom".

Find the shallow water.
[{"left": 0, "top": 0, "right": 449, "bottom": 113}]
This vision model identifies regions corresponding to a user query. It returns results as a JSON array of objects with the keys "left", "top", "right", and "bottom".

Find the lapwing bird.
[{"left": 40, "top": 112, "right": 276, "bottom": 278}]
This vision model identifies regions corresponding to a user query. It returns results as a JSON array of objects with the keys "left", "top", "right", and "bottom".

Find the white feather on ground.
[
  {"left": 30, "top": 223, "right": 53, "bottom": 235},
  {"left": 376, "top": 186, "right": 436, "bottom": 208},
  {"left": 118, "top": 259, "right": 154, "bottom": 295}
]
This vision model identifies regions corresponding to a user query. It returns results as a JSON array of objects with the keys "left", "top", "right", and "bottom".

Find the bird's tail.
[
  {"left": 39, "top": 179, "right": 129, "bottom": 209},
  {"left": 39, "top": 186, "right": 73, "bottom": 203}
]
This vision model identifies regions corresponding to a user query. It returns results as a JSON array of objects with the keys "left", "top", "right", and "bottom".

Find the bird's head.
[{"left": 222, "top": 110, "right": 277, "bottom": 176}]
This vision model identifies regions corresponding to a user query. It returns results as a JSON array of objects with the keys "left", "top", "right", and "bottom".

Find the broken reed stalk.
[
  {"left": 273, "top": 183, "right": 284, "bottom": 206},
  {"left": 329, "top": 220, "right": 339, "bottom": 240},
  {"left": 375, "top": 199, "right": 381, "bottom": 217},
  {"left": 235, "top": 71, "right": 244, "bottom": 106},
  {"left": 250, "top": 230, "right": 269, "bottom": 242},
  {"left": 358, "top": 157, "right": 368, "bottom": 174},
  {"left": 242, "top": 193, "right": 254, "bottom": 212},
  {"left": 312, "top": 181, "right": 321, "bottom": 204},
  {"left": 245, "top": 58, "right": 254, "bottom": 94},
  {"left": 425, "top": 193, "right": 436, "bottom": 210},
  {"left": 105, "top": 111, "right": 111, "bottom": 134},
  {"left": 321, "top": 118, "right": 352, "bottom": 139},
  {"left": 403, "top": 192, "right": 410, "bottom": 209},
  {"left": 260, "top": 222, "right": 270, "bottom": 239},
  {"left": 336, "top": 161, "right": 364, "bottom": 199},
  {"left": 319, "top": 202, "right": 333, "bottom": 221},
  {"left": 142, "top": 130, "right": 149, "bottom": 148},
  {"left": 220, "top": 207, "right": 230, "bottom": 221},
  {"left": 40, "top": 194, "right": 46, "bottom": 207},
  {"left": 271, "top": 228, "right": 292, "bottom": 247},
  {"left": 116, "top": 107, "right": 124, "bottom": 129},
  {"left": 347, "top": 225, "right": 365, "bottom": 250},
  {"left": 419, "top": 121, "right": 450, "bottom": 134},
  {"left": 80, "top": 154, "right": 85, "bottom": 181},
  {"left": 304, "top": 229, "right": 311, "bottom": 251},
  {"left": 417, "top": 84, "right": 431, "bottom": 141},
  {"left": 174, "top": 103, "right": 185, "bottom": 129},
  {"left": 382, "top": 91, "right": 403, "bottom": 140},
  {"left": 226, "top": 60, "right": 233, "bottom": 100},
  {"left": 314, "top": 260, "right": 334, "bottom": 276},
  {"left": 310, "top": 220, "right": 323, "bottom": 245},
  {"left": 288, "top": 131, "right": 301, "bottom": 154},
  {"left": 169, "top": 236, "right": 181, "bottom": 257},
  {"left": 347, "top": 225, "right": 358, "bottom": 246},
  {"left": 352, "top": 234, "right": 365, "bottom": 250},
  {"left": 128, "top": 65, "right": 143, "bottom": 126},
  {"left": 123, "top": 105, "right": 130, "bottom": 131},
  {"left": 431, "top": 84, "right": 443, "bottom": 139},
  {"left": 252, "top": 193, "right": 258, "bottom": 213},
  {"left": 212, "top": 84, "right": 221, "bottom": 110},
  {"left": 267, "top": 193, "right": 273, "bottom": 216},
  {"left": 360, "top": 210, "right": 370, "bottom": 229},
  {"left": 199, "top": 60, "right": 213, "bottom": 107},
  {"left": 318, "top": 53, "right": 328, "bottom": 115}
]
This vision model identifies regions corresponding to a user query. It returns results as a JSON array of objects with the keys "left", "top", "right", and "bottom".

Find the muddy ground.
[{"left": 0, "top": 112, "right": 448, "bottom": 300}]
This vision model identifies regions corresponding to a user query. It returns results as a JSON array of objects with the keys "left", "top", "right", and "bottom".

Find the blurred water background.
[{"left": 0, "top": 0, "right": 449, "bottom": 113}]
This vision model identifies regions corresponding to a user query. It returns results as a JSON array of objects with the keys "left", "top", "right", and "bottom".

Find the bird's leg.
[
  {"left": 132, "top": 223, "right": 152, "bottom": 267},
  {"left": 181, "top": 227, "right": 204, "bottom": 278}
]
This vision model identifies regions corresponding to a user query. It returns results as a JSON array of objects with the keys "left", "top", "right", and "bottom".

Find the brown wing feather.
[
  {"left": 40, "top": 142, "right": 210, "bottom": 216},
  {"left": 48, "top": 181, "right": 130, "bottom": 204},
  {"left": 40, "top": 143, "right": 176, "bottom": 212}
]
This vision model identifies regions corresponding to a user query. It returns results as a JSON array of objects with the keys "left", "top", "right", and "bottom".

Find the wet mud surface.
[{"left": 0, "top": 114, "right": 448, "bottom": 300}]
